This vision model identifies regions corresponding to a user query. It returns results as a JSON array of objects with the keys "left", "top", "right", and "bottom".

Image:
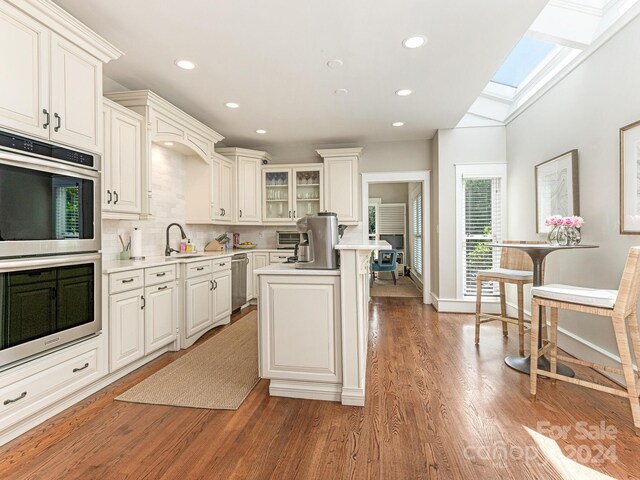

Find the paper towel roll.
[{"left": 131, "top": 228, "right": 143, "bottom": 259}]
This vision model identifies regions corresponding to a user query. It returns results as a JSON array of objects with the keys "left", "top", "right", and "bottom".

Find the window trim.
[{"left": 455, "top": 163, "right": 508, "bottom": 299}]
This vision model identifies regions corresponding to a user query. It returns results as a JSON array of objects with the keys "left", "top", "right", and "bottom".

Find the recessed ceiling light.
[
  {"left": 396, "top": 89, "right": 412, "bottom": 96},
  {"left": 225, "top": 102, "right": 239, "bottom": 109},
  {"left": 327, "top": 59, "right": 344, "bottom": 69},
  {"left": 334, "top": 88, "right": 349, "bottom": 95},
  {"left": 175, "top": 59, "right": 197, "bottom": 70},
  {"left": 392, "top": 122, "right": 404, "bottom": 127},
  {"left": 402, "top": 36, "right": 427, "bottom": 49},
  {"left": 256, "top": 129, "right": 267, "bottom": 135},
  {"left": 164, "top": 142, "right": 174, "bottom": 146}
]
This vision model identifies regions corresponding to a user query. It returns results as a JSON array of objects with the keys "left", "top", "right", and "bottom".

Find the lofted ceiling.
[{"left": 54, "top": 0, "right": 547, "bottom": 148}]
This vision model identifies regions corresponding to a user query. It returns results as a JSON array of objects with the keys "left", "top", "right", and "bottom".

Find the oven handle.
[{"left": 0, "top": 253, "right": 101, "bottom": 273}]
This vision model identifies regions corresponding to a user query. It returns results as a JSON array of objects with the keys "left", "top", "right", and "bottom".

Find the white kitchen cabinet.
[
  {"left": 0, "top": 3, "right": 119, "bottom": 153},
  {"left": 185, "top": 274, "right": 214, "bottom": 339},
  {"left": 0, "top": 3, "right": 49, "bottom": 139},
  {"left": 109, "top": 288, "right": 145, "bottom": 372},
  {"left": 144, "top": 281, "right": 177, "bottom": 354},
  {"left": 217, "top": 148, "right": 271, "bottom": 225},
  {"left": 246, "top": 253, "right": 254, "bottom": 301},
  {"left": 263, "top": 164, "right": 323, "bottom": 224},
  {"left": 210, "top": 152, "right": 234, "bottom": 223},
  {"left": 259, "top": 274, "right": 342, "bottom": 384},
  {"left": 317, "top": 148, "right": 362, "bottom": 224},
  {"left": 212, "top": 269, "right": 231, "bottom": 325},
  {"left": 269, "top": 252, "right": 291, "bottom": 264},
  {"left": 102, "top": 99, "right": 142, "bottom": 217},
  {"left": 253, "top": 253, "right": 268, "bottom": 299}
]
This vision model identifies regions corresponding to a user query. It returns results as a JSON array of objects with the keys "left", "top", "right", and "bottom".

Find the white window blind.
[
  {"left": 462, "top": 177, "right": 502, "bottom": 296},
  {"left": 412, "top": 194, "right": 422, "bottom": 276},
  {"left": 378, "top": 204, "right": 406, "bottom": 234},
  {"left": 54, "top": 183, "right": 80, "bottom": 239}
]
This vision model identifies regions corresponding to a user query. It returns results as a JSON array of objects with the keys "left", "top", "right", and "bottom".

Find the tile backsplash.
[{"left": 102, "top": 145, "right": 292, "bottom": 260}]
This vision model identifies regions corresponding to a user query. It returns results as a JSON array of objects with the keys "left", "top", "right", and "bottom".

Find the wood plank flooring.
[{"left": 1, "top": 298, "right": 639, "bottom": 479}]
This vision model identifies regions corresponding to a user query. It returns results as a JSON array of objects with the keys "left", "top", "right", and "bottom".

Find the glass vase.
[
  {"left": 557, "top": 225, "right": 569, "bottom": 246},
  {"left": 567, "top": 227, "right": 581, "bottom": 246},
  {"left": 547, "top": 226, "right": 559, "bottom": 245}
]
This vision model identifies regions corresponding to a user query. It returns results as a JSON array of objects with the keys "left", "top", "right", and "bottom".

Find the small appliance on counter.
[
  {"left": 205, "top": 233, "right": 230, "bottom": 252},
  {"left": 294, "top": 212, "right": 346, "bottom": 270}
]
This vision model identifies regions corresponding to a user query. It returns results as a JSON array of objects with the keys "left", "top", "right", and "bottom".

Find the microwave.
[{"left": 276, "top": 231, "right": 303, "bottom": 249}]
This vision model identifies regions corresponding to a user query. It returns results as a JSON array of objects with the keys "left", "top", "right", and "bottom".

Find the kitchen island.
[{"left": 256, "top": 240, "right": 390, "bottom": 406}]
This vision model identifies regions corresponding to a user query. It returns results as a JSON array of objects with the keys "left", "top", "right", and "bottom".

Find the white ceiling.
[{"left": 54, "top": 0, "right": 547, "bottom": 148}]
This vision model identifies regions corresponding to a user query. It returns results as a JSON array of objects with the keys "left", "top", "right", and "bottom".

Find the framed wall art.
[
  {"left": 620, "top": 120, "right": 640, "bottom": 234},
  {"left": 535, "top": 150, "right": 579, "bottom": 233}
]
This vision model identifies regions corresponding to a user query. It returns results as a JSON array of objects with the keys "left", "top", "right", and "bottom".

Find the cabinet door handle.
[
  {"left": 293, "top": 210, "right": 296, "bottom": 218},
  {"left": 288, "top": 210, "right": 292, "bottom": 218},
  {"left": 122, "top": 278, "right": 134, "bottom": 283},
  {"left": 73, "top": 362, "right": 89, "bottom": 373},
  {"left": 43, "top": 109, "right": 50, "bottom": 129},
  {"left": 156, "top": 272, "right": 166, "bottom": 277},
  {"left": 196, "top": 266, "right": 205, "bottom": 271},
  {"left": 158, "top": 285, "right": 168, "bottom": 291},
  {"left": 209, "top": 280, "right": 214, "bottom": 291},
  {"left": 50, "top": 287, "right": 57, "bottom": 300},
  {"left": 141, "top": 295, "right": 145, "bottom": 310},
  {"left": 4, "top": 391, "right": 27, "bottom": 405},
  {"left": 54, "top": 113, "right": 61, "bottom": 132},
  {"left": 220, "top": 208, "right": 223, "bottom": 216},
  {"left": 219, "top": 263, "right": 226, "bottom": 267},
  {"left": 114, "top": 191, "right": 119, "bottom": 205},
  {"left": 107, "top": 190, "right": 112, "bottom": 204},
  {"left": 213, "top": 280, "right": 217, "bottom": 290},
  {"left": 239, "top": 209, "right": 243, "bottom": 218},
  {"left": 245, "top": 258, "right": 250, "bottom": 265}
]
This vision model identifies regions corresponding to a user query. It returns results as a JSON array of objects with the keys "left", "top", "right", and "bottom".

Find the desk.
[{"left": 488, "top": 243, "right": 598, "bottom": 376}]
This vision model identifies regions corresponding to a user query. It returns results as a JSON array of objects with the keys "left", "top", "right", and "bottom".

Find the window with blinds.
[
  {"left": 462, "top": 177, "right": 502, "bottom": 296},
  {"left": 55, "top": 183, "right": 81, "bottom": 239},
  {"left": 412, "top": 194, "right": 422, "bottom": 276}
]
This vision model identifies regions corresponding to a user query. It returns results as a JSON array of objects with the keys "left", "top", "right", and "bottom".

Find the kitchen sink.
[{"left": 168, "top": 253, "right": 206, "bottom": 259}]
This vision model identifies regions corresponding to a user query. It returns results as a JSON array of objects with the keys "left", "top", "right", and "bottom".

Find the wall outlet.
[{"left": 258, "top": 230, "right": 264, "bottom": 239}]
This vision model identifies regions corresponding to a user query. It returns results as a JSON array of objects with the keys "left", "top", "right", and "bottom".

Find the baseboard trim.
[
  {"left": 505, "top": 301, "right": 636, "bottom": 385},
  {"left": 341, "top": 387, "right": 365, "bottom": 406},
  {"left": 431, "top": 293, "right": 500, "bottom": 314},
  {"left": 269, "top": 380, "right": 342, "bottom": 402},
  {"left": 0, "top": 347, "right": 170, "bottom": 447}
]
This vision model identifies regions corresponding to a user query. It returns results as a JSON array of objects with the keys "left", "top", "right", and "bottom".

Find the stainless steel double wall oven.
[{"left": 0, "top": 130, "right": 101, "bottom": 368}]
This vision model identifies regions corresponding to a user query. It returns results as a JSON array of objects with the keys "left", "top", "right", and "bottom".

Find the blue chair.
[{"left": 371, "top": 250, "right": 398, "bottom": 286}]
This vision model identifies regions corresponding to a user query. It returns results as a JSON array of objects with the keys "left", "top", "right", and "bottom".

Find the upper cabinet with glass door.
[{"left": 262, "top": 164, "right": 324, "bottom": 224}]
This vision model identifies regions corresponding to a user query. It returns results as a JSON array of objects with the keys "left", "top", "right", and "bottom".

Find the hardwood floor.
[{"left": 1, "top": 298, "right": 639, "bottom": 479}]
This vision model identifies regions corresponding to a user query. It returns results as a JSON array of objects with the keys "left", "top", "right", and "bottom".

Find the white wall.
[
  {"left": 369, "top": 183, "right": 408, "bottom": 203},
  {"left": 506, "top": 13, "right": 640, "bottom": 360},
  {"left": 432, "top": 126, "right": 507, "bottom": 299}
]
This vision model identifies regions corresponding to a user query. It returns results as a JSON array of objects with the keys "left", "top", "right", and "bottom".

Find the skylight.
[{"left": 491, "top": 37, "right": 556, "bottom": 88}]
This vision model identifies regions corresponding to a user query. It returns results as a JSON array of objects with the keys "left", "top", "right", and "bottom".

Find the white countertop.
[
  {"left": 255, "top": 263, "right": 341, "bottom": 276},
  {"left": 335, "top": 240, "right": 392, "bottom": 250},
  {"left": 103, "top": 248, "right": 293, "bottom": 274}
]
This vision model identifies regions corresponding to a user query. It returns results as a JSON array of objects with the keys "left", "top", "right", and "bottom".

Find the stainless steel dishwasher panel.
[{"left": 231, "top": 253, "right": 248, "bottom": 312}]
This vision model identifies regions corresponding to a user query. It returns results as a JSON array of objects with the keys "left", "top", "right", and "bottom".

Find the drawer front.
[
  {"left": 269, "top": 252, "right": 291, "bottom": 264},
  {"left": 0, "top": 340, "right": 102, "bottom": 431},
  {"left": 185, "top": 260, "right": 212, "bottom": 279},
  {"left": 109, "top": 269, "right": 144, "bottom": 294},
  {"left": 145, "top": 265, "right": 176, "bottom": 286},
  {"left": 212, "top": 258, "right": 232, "bottom": 273}
]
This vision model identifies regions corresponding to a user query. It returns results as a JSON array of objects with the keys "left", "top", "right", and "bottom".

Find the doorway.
[{"left": 361, "top": 171, "right": 430, "bottom": 305}]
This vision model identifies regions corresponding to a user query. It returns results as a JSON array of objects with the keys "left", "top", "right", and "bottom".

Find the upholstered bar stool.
[
  {"left": 529, "top": 247, "right": 640, "bottom": 434},
  {"left": 475, "top": 241, "right": 546, "bottom": 356}
]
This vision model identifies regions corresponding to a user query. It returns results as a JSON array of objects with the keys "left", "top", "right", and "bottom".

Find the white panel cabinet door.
[
  {"left": 110, "top": 107, "right": 142, "bottom": 214},
  {"left": 323, "top": 156, "right": 359, "bottom": 223},
  {"left": 220, "top": 158, "right": 234, "bottom": 222},
  {"left": 144, "top": 282, "right": 177, "bottom": 354},
  {"left": 237, "top": 156, "right": 261, "bottom": 223},
  {"left": 185, "top": 275, "right": 214, "bottom": 339},
  {"left": 253, "top": 253, "right": 268, "bottom": 299},
  {"left": 50, "top": 34, "right": 102, "bottom": 153},
  {"left": 210, "top": 155, "right": 223, "bottom": 221},
  {"left": 0, "top": 4, "right": 49, "bottom": 139},
  {"left": 246, "top": 253, "right": 254, "bottom": 301},
  {"left": 102, "top": 105, "right": 112, "bottom": 211},
  {"left": 109, "top": 289, "right": 145, "bottom": 372},
  {"left": 259, "top": 275, "right": 341, "bottom": 383},
  {"left": 212, "top": 270, "right": 231, "bottom": 324}
]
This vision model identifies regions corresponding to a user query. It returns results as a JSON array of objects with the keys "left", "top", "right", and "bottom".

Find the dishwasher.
[{"left": 231, "top": 253, "right": 248, "bottom": 313}]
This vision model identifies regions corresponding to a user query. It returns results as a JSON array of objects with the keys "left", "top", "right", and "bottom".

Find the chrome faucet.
[{"left": 165, "top": 223, "right": 187, "bottom": 256}]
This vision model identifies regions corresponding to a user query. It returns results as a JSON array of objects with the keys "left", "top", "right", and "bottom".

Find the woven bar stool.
[
  {"left": 475, "top": 241, "right": 546, "bottom": 356},
  {"left": 530, "top": 247, "right": 640, "bottom": 435}
]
